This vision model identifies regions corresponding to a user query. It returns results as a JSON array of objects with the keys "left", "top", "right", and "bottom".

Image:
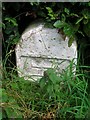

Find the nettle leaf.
[{"left": 54, "top": 20, "right": 66, "bottom": 28}]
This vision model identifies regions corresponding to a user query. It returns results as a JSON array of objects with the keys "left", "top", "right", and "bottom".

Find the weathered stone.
[{"left": 15, "top": 20, "right": 77, "bottom": 81}]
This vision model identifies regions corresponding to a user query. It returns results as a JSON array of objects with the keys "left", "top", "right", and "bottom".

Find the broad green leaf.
[
  {"left": 46, "top": 7, "right": 53, "bottom": 14},
  {"left": 61, "top": 14, "right": 66, "bottom": 22},
  {"left": 4, "top": 23, "right": 15, "bottom": 35},
  {"left": 39, "top": 78, "right": 46, "bottom": 89},
  {"left": 54, "top": 84, "right": 60, "bottom": 92},
  {"left": 4, "top": 28, "right": 12, "bottom": 34},
  {"left": 88, "top": 2, "right": 90, "bottom": 6},
  {"left": 10, "top": 18, "right": 18, "bottom": 26},
  {"left": 0, "top": 23, "right": 5, "bottom": 29},
  {"left": 47, "top": 84, "right": 53, "bottom": 95},
  {"left": 54, "top": 20, "right": 66, "bottom": 28},
  {"left": 44, "top": 69, "right": 60, "bottom": 84},
  {"left": 63, "top": 24, "right": 74, "bottom": 37},
  {"left": 5, "top": 17, "right": 18, "bottom": 26},
  {"left": 68, "top": 36, "right": 74, "bottom": 47},
  {"left": 64, "top": 8, "right": 70, "bottom": 15}
]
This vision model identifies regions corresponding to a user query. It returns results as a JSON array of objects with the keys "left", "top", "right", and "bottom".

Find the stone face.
[{"left": 15, "top": 20, "right": 77, "bottom": 81}]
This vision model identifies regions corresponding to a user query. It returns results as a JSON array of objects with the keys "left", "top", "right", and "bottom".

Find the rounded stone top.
[
  {"left": 16, "top": 20, "right": 77, "bottom": 60},
  {"left": 15, "top": 20, "right": 77, "bottom": 80}
]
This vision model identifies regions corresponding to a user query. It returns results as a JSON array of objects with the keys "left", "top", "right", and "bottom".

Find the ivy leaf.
[{"left": 54, "top": 20, "right": 66, "bottom": 28}]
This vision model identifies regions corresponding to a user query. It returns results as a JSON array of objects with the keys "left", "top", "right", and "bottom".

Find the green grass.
[{"left": 1, "top": 60, "right": 90, "bottom": 119}]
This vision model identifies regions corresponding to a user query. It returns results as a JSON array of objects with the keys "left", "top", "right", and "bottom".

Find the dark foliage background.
[{"left": 2, "top": 2, "right": 90, "bottom": 68}]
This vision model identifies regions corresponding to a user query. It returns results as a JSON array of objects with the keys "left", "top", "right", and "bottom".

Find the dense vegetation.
[
  {"left": 1, "top": 2, "right": 90, "bottom": 119},
  {"left": 2, "top": 2, "right": 90, "bottom": 66},
  {"left": 1, "top": 62, "right": 90, "bottom": 119}
]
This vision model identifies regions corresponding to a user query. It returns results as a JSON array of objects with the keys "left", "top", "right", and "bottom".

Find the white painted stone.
[{"left": 15, "top": 20, "right": 77, "bottom": 81}]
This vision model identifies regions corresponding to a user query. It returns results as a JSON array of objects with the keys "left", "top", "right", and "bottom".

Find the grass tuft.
[{"left": 1, "top": 60, "right": 90, "bottom": 119}]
